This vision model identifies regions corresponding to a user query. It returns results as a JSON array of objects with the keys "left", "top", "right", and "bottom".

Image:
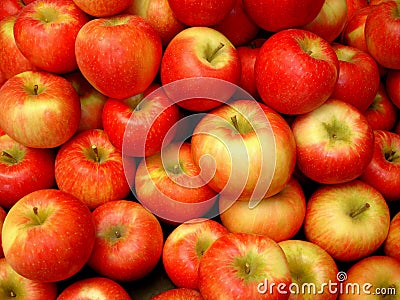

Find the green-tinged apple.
[
  {"left": 0, "top": 0, "right": 24, "bottom": 20},
  {"left": 331, "top": 43, "right": 380, "bottom": 112},
  {"left": 13, "top": 0, "right": 89, "bottom": 74},
  {"left": 1, "top": 189, "right": 96, "bottom": 282},
  {"left": 292, "top": 99, "right": 374, "bottom": 185},
  {"left": 219, "top": 177, "right": 306, "bottom": 242},
  {"left": 57, "top": 277, "right": 131, "bottom": 300},
  {"left": 0, "top": 71, "right": 81, "bottom": 149},
  {"left": 243, "top": 0, "right": 325, "bottom": 32},
  {"left": 384, "top": 212, "right": 400, "bottom": 261},
  {"left": 103, "top": 83, "right": 180, "bottom": 157},
  {"left": 198, "top": 232, "right": 292, "bottom": 299},
  {"left": 386, "top": 69, "right": 400, "bottom": 109},
  {"left": 0, "top": 206, "right": 5, "bottom": 257},
  {"left": 75, "top": 14, "right": 162, "bottom": 99},
  {"left": 124, "top": 0, "right": 186, "bottom": 46},
  {"left": 338, "top": 256, "right": 400, "bottom": 299},
  {"left": 88, "top": 200, "right": 164, "bottom": 282},
  {"left": 255, "top": 29, "right": 339, "bottom": 115},
  {"left": 0, "top": 15, "right": 39, "bottom": 80},
  {"left": 360, "top": 130, "right": 400, "bottom": 202},
  {"left": 160, "top": 27, "right": 241, "bottom": 112},
  {"left": 72, "top": 0, "right": 132, "bottom": 17},
  {"left": 304, "top": 180, "right": 390, "bottom": 262},
  {"left": 162, "top": 218, "right": 229, "bottom": 289},
  {"left": 341, "top": 6, "right": 372, "bottom": 53},
  {"left": 55, "top": 129, "right": 136, "bottom": 210},
  {"left": 151, "top": 288, "right": 204, "bottom": 300},
  {"left": 64, "top": 71, "right": 107, "bottom": 133},
  {"left": 0, "top": 134, "right": 55, "bottom": 209},
  {"left": 0, "top": 258, "right": 58, "bottom": 300},
  {"left": 192, "top": 99, "right": 295, "bottom": 205},
  {"left": 278, "top": 240, "right": 339, "bottom": 300},
  {"left": 134, "top": 142, "right": 218, "bottom": 223}
]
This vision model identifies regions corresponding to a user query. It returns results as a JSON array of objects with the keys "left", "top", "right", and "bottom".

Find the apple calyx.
[
  {"left": 1, "top": 150, "right": 18, "bottom": 165},
  {"left": 350, "top": 203, "right": 370, "bottom": 218},
  {"left": 206, "top": 42, "right": 225, "bottom": 63},
  {"left": 384, "top": 149, "right": 400, "bottom": 163}
]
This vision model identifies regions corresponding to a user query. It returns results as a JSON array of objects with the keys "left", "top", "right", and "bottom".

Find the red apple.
[
  {"left": 55, "top": 129, "right": 136, "bottom": 210},
  {"left": 219, "top": 177, "right": 306, "bottom": 242},
  {"left": 0, "top": 0, "right": 24, "bottom": 20},
  {"left": 88, "top": 200, "right": 164, "bottom": 282},
  {"left": 304, "top": 180, "right": 391, "bottom": 262},
  {"left": 57, "top": 277, "right": 131, "bottom": 300},
  {"left": 0, "top": 134, "right": 55, "bottom": 209},
  {"left": 0, "top": 206, "right": 6, "bottom": 257},
  {"left": 0, "top": 70, "right": 81, "bottom": 149},
  {"left": 1, "top": 189, "right": 96, "bottom": 282},
  {"left": 386, "top": 69, "right": 400, "bottom": 109},
  {"left": 75, "top": 14, "right": 162, "bottom": 100},
  {"left": 162, "top": 218, "right": 229, "bottom": 289},
  {"left": 72, "top": 0, "right": 132, "bottom": 17},
  {"left": 291, "top": 99, "right": 374, "bottom": 185},
  {"left": 255, "top": 28, "right": 339, "bottom": 115},
  {"left": 243, "top": 0, "right": 325, "bottom": 32},
  {"left": 360, "top": 130, "right": 400, "bottom": 202},
  {"left": 330, "top": 43, "right": 380, "bottom": 112},
  {"left": 345, "top": 0, "right": 368, "bottom": 24},
  {"left": 0, "top": 257, "right": 58, "bottom": 300},
  {"left": 198, "top": 232, "right": 292, "bottom": 299},
  {"left": 384, "top": 211, "right": 400, "bottom": 261},
  {"left": 160, "top": 27, "right": 241, "bottom": 112},
  {"left": 341, "top": 5, "right": 372, "bottom": 52},
  {"left": 151, "top": 288, "right": 204, "bottom": 300}
]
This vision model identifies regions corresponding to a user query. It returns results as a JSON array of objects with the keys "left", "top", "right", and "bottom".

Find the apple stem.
[
  {"left": 115, "top": 230, "right": 121, "bottom": 239},
  {"left": 91, "top": 145, "right": 100, "bottom": 163},
  {"left": 1, "top": 150, "right": 17, "bottom": 164},
  {"left": 244, "top": 262, "right": 251, "bottom": 274},
  {"left": 9, "top": 290, "right": 16, "bottom": 297},
  {"left": 385, "top": 150, "right": 399, "bottom": 162},
  {"left": 33, "top": 84, "right": 39, "bottom": 95},
  {"left": 231, "top": 115, "right": 240, "bottom": 132},
  {"left": 207, "top": 42, "right": 225, "bottom": 62},
  {"left": 350, "top": 203, "right": 370, "bottom": 218},
  {"left": 33, "top": 207, "right": 42, "bottom": 225}
]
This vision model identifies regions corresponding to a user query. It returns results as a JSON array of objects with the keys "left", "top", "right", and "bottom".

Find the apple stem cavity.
[
  {"left": 231, "top": 115, "right": 240, "bottom": 132},
  {"left": 115, "top": 230, "right": 121, "bottom": 239},
  {"left": 244, "top": 262, "right": 251, "bottom": 274},
  {"left": 91, "top": 145, "right": 100, "bottom": 163},
  {"left": 33, "top": 206, "right": 43, "bottom": 225},
  {"left": 207, "top": 42, "right": 225, "bottom": 62},
  {"left": 9, "top": 290, "right": 16, "bottom": 297},
  {"left": 1, "top": 150, "right": 17, "bottom": 164},
  {"left": 385, "top": 149, "right": 399, "bottom": 162},
  {"left": 33, "top": 84, "right": 39, "bottom": 95},
  {"left": 350, "top": 203, "right": 370, "bottom": 218}
]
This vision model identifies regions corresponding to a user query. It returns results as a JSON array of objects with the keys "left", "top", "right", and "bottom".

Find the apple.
[
  {"left": 0, "top": 15, "right": 39, "bottom": 80},
  {"left": 302, "top": 0, "right": 348, "bottom": 43},
  {"left": 278, "top": 240, "right": 339, "bottom": 299},
  {"left": 134, "top": 142, "right": 218, "bottom": 223},
  {"left": 198, "top": 232, "right": 292, "bottom": 299},
  {"left": 384, "top": 211, "right": 400, "bottom": 261},
  {"left": 88, "top": 200, "right": 164, "bottom": 282},
  {"left": 330, "top": 43, "right": 380, "bottom": 112},
  {"left": 160, "top": 27, "right": 241, "bottom": 112},
  {"left": 72, "top": 0, "right": 132, "bottom": 17},
  {"left": 386, "top": 69, "right": 400, "bottom": 109},
  {"left": 64, "top": 71, "right": 107, "bottom": 133},
  {"left": 13, "top": 0, "right": 89, "bottom": 74},
  {"left": 124, "top": 0, "right": 186, "bottom": 46},
  {"left": 0, "top": 206, "right": 6, "bottom": 257},
  {"left": 103, "top": 83, "right": 180, "bottom": 157},
  {"left": 243, "top": 0, "right": 325, "bottom": 32},
  {"left": 360, "top": 130, "right": 400, "bottom": 202},
  {"left": 212, "top": 0, "right": 260, "bottom": 47},
  {"left": 162, "top": 218, "right": 229, "bottom": 289},
  {"left": 365, "top": 0, "right": 400, "bottom": 70},
  {"left": 0, "top": 70, "right": 81, "bottom": 149},
  {"left": 151, "top": 288, "right": 204, "bottom": 300},
  {"left": 219, "top": 177, "right": 306, "bottom": 242},
  {"left": 304, "top": 180, "right": 390, "bottom": 262},
  {"left": 364, "top": 83, "right": 398, "bottom": 131},
  {"left": 0, "top": 134, "right": 55, "bottom": 209},
  {"left": 338, "top": 256, "right": 400, "bottom": 299},
  {"left": 291, "top": 99, "right": 374, "bottom": 185},
  {"left": 167, "top": 0, "right": 235, "bottom": 26},
  {"left": 191, "top": 99, "right": 296, "bottom": 208},
  {"left": 1, "top": 189, "right": 96, "bottom": 282},
  {"left": 0, "top": 0, "right": 24, "bottom": 20},
  {"left": 255, "top": 28, "right": 339, "bottom": 115},
  {"left": 55, "top": 129, "right": 136, "bottom": 210},
  {"left": 345, "top": 0, "right": 368, "bottom": 24},
  {"left": 0, "top": 258, "right": 58, "bottom": 300},
  {"left": 75, "top": 14, "right": 162, "bottom": 100},
  {"left": 57, "top": 277, "right": 131, "bottom": 300}
]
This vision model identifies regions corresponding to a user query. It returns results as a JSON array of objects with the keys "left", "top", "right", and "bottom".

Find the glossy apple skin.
[
  {"left": 386, "top": 69, "right": 400, "bottom": 109},
  {"left": 292, "top": 99, "right": 374, "bottom": 185},
  {"left": 331, "top": 43, "right": 380, "bottom": 112},
  {"left": 0, "top": 0, "right": 24, "bottom": 20},
  {"left": 0, "top": 258, "right": 58, "bottom": 300},
  {"left": 0, "top": 207, "right": 6, "bottom": 257},
  {"left": 384, "top": 212, "right": 400, "bottom": 261},
  {"left": 365, "top": 1, "right": 400, "bottom": 70},
  {"left": 0, "top": 71, "right": 81, "bottom": 149},
  {"left": 360, "top": 130, "right": 400, "bottom": 202},
  {"left": 88, "top": 200, "right": 164, "bottom": 282},
  {"left": 162, "top": 219, "right": 229, "bottom": 289},
  {"left": 345, "top": 0, "right": 368, "bottom": 24},
  {"left": 243, "top": 0, "right": 325, "bottom": 32},
  {"left": 151, "top": 288, "right": 204, "bottom": 300},
  {"left": 219, "top": 177, "right": 306, "bottom": 242},
  {"left": 55, "top": 129, "right": 136, "bottom": 210},
  {"left": 2, "top": 189, "right": 96, "bottom": 283},
  {"left": 0, "top": 135, "right": 55, "bottom": 209},
  {"left": 75, "top": 14, "right": 162, "bottom": 99},
  {"left": 304, "top": 180, "right": 390, "bottom": 262},
  {"left": 72, "top": 0, "right": 132, "bottom": 17},
  {"left": 57, "top": 277, "right": 131, "bottom": 300},
  {"left": 198, "top": 233, "right": 291, "bottom": 300},
  {"left": 255, "top": 29, "right": 339, "bottom": 115},
  {"left": 13, "top": 0, "right": 89, "bottom": 74}
]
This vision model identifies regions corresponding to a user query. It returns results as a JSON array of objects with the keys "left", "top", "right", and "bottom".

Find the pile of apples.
[{"left": 1, "top": 0, "right": 400, "bottom": 299}]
